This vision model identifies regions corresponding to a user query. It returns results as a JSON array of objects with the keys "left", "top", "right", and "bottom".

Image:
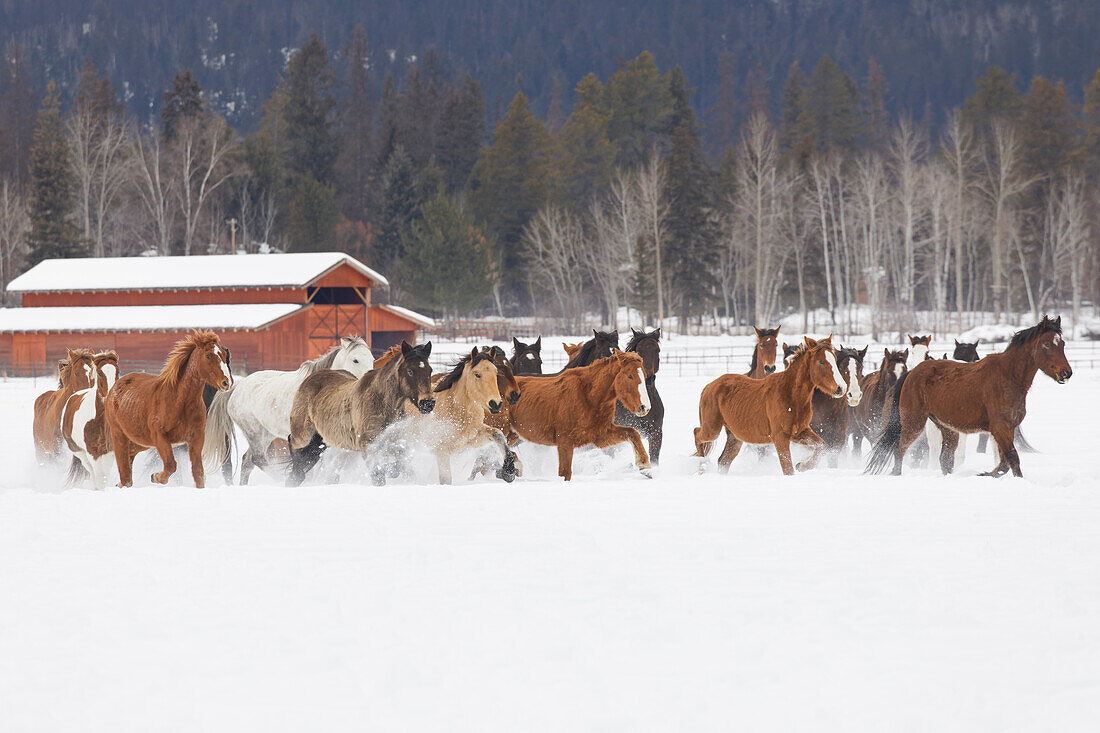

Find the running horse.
[
  {"left": 951, "top": 340, "right": 1038, "bottom": 457},
  {"left": 505, "top": 350, "right": 652, "bottom": 481},
  {"left": 613, "top": 328, "right": 665, "bottom": 464},
  {"left": 866, "top": 316, "right": 1071, "bottom": 477},
  {"left": 509, "top": 336, "right": 543, "bottom": 375},
  {"left": 105, "top": 331, "right": 233, "bottom": 488},
  {"left": 694, "top": 336, "right": 847, "bottom": 475},
  {"left": 32, "top": 349, "right": 97, "bottom": 465},
  {"left": 287, "top": 341, "right": 434, "bottom": 486},
  {"left": 806, "top": 345, "right": 864, "bottom": 467},
  {"left": 746, "top": 326, "right": 780, "bottom": 378},
  {"left": 849, "top": 348, "right": 908, "bottom": 456},
  {"left": 61, "top": 351, "right": 120, "bottom": 489}
]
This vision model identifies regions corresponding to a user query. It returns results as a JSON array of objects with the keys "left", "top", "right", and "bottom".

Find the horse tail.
[
  {"left": 865, "top": 371, "right": 909, "bottom": 475},
  {"left": 64, "top": 455, "right": 88, "bottom": 487},
  {"left": 202, "top": 386, "right": 235, "bottom": 474},
  {"left": 1015, "top": 427, "right": 1038, "bottom": 453}
]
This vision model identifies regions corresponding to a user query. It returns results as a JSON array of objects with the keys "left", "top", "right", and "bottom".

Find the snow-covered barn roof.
[
  {"left": 377, "top": 304, "right": 436, "bottom": 329},
  {"left": 7, "top": 253, "right": 389, "bottom": 293},
  {"left": 0, "top": 304, "right": 302, "bottom": 332}
]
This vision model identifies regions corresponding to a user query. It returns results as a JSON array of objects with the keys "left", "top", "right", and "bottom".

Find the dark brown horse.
[
  {"left": 808, "top": 345, "right": 865, "bottom": 467},
  {"left": 867, "top": 316, "right": 1071, "bottom": 477},
  {"left": 746, "top": 326, "right": 780, "bottom": 378},
  {"left": 509, "top": 336, "right": 543, "bottom": 375},
  {"left": 850, "top": 348, "right": 908, "bottom": 456},
  {"left": 952, "top": 340, "right": 1037, "bottom": 456},
  {"left": 33, "top": 349, "right": 97, "bottom": 464},
  {"left": 952, "top": 340, "right": 980, "bottom": 363},
  {"left": 287, "top": 341, "right": 434, "bottom": 486},
  {"left": 105, "top": 331, "right": 233, "bottom": 488},
  {"left": 613, "top": 328, "right": 665, "bottom": 463},
  {"left": 506, "top": 350, "right": 651, "bottom": 481},
  {"left": 694, "top": 337, "right": 846, "bottom": 475}
]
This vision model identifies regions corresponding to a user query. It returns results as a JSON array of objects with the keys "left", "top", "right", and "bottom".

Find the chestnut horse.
[
  {"left": 867, "top": 316, "right": 1071, "bottom": 477},
  {"left": 287, "top": 341, "right": 434, "bottom": 486},
  {"left": 807, "top": 345, "right": 864, "bottom": 467},
  {"left": 746, "top": 326, "right": 780, "bottom": 378},
  {"left": 953, "top": 340, "right": 1037, "bottom": 457},
  {"left": 33, "top": 349, "right": 97, "bottom": 464},
  {"left": 105, "top": 332, "right": 233, "bottom": 488},
  {"left": 850, "top": 348, "right": 908, "bottom": 456},
  {"left": 506, "top": 350, "right": 651, "bottom": 481},
  {"left": 510, "top": 336, "right": 543, "bottom": 375},
  {"left": 694, "top": 336, "right": 846, "bottom": 475},
  {"left": 62, "top": 351, "right": 120, "bottom": 489}
]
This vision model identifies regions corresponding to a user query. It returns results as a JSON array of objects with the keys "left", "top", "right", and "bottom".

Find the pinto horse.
[
  {"left": 287, "top": 341, "right": 434, "bottom": 486},
  {"left": 510, "top": 336, "right": 543, "bottom": 375},
  {"left": 613, "top": 328, "right": 665, "bottom": 464},
  {"left": 849, "top": 348, "right": 908, "bottom": 456},
  {"left": 746, "top": 327, "right": 780, "bottom": 378},
  {"left": 506, "top": 350, "right": 651, "bottom": 481},
  {"left": 33, "top": 349, "right": 98, "bottom": 464},
  {"left": 694, "top": 336, "right": 846, "bottom": 475},
  {"left": 105, "top": 332, "right": 233, "bottom": 488},
  {"left": 61, "top": 351, "right": 120, "bottom": 489},
  {"left": 867, "top": 316, "right": 1071, "bottom": 477}
]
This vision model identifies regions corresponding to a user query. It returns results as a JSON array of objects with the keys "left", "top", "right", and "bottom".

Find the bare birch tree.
[
  {"left": 587, "top": 169, "right": 639, "bottom": 328},
  {"left": 523, "top": 207, "right": 588, "bottom": 331},
  {"left": 0, "top": 180, "right": 28, "bottom": 299},
  {"left": 173, "top": 115, "right": 238, "bottom": 256},
  {"left": 132, "top": 128, "right": 175, "bottom": 255},
  {"left": 635, "top": 150, "right": 668, "bottom": 327}
]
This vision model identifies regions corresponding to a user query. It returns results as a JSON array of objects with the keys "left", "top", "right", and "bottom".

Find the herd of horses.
[{"left": 29, "top": 316, "right": 1072, "bottom": 489}]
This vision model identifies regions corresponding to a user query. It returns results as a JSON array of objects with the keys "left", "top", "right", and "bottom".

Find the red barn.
[{"left": 0, "top": 253, "right": 434, "bottom": 375}]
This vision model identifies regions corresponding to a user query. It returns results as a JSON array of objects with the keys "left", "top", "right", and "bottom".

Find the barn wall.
[{"left": 22, "top": 288, "right": 307, "bottom": 308}]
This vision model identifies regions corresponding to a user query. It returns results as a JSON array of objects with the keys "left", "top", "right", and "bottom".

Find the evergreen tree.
[
  {"left": 372, "top": 145, "right": 419, "bottom": 275},
  {"left": 779, "top": 62, "right": 808, "bottom": 154},
  {"left": 400, "top": 193, "right": 495, "bottom": 315},
  {"left": 559, "top": 74, "right": 615, "bottom": 207},
  {"left": 706, "top": 51, "right": 738, "bottom": 159},
  {"left": 283, "top": 34, "right": 337, "bottom": 185},
  {"left": 962, "top": 66, "right": 1023, "bottom": 134},
  {"left": 863, "top": 57, "right": 890, "bottom": 152},
  {"left": 468, "top": 92, "right": 557, "bottom": 287},
  {"left": 74, "top": 59, "right": 124, "bottom": 124},
  {"left": 1020, "top": 76, "right": 1074, "bottom": 182},
  {"left": 285, "top": 174, "right": 339, "bottom": 252},
  {"left": 435, "top": 74, "right": 485, "bottom": 193},
  {"left": 335, "top": 24, "right": 375, "bottom": 225},
  {"left": 798, "top": 55, "right": 862, "bottom": 153},
  {"left": 605, "top": 51, "right": 673, "bottom": 168},
  {"left": 161, "top": 69, "right": 205, "bottom": 142},
  {"left": 1081, "top": 68, "right": 1100, "bottom": 179},
  {"left": 0, "top": 43, "right": 37, "bottom": 186},
  {"left": 400, "top": 64, "right": 442, "bottom": 168},
  {"left": 376, "top": 73, "right": 401, "bottom": 169},
  {"left": 26, "top": 81, "right": 83, "bottom": 265},
  {"left": 743, "top": 63, "right": 771, "bottom": 121},
  {"left": 663, "top": 68, "right": 718, "bottom": 325}
]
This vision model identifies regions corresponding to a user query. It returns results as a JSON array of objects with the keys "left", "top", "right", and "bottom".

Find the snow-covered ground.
[{"left": 2, "top": 350, "right": 1099, "bottom": 731}]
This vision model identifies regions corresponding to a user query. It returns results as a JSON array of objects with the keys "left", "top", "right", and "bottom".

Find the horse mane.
[
  {"left": 625, "top": 329, "right": 660, "bottom": 352},
  {"left": 748, "top": 348, "right": 759, "bottom": 372},
  {"left": 303, "top": 335, "right": 369, "bottom": 374},
  {"left": 434, "top": 350, "right": 493, "bottom": 393},
  {"left": 157, "top": 331, "right": 218, "bottom": 388},
  {"left": 836, "top": 346, "right": 861, "bottom": 368},
  {"left": 93, "top": 350, "right": 119, "bottom": 365},
  {"left": 1008, "top": 316, "right": 1061, "bottom": 349}
]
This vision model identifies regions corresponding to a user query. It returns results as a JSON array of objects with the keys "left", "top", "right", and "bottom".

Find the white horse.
[{"left": 203, "top": 336, "right": 374, "bottom": 483}]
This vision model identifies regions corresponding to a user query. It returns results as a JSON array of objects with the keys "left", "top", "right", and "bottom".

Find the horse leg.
[
  {"left": 716, "top": 429, "right": 742, "bottom": 473},
  {"left": 287, "top": 431, "right": 325, "bottom": 487},
  {"left": 485, "top": 428, "right": 519, "bottom": 482},
  {"left": 436, "top": 453, "right": 453, "bottom": 485},
  {"left": 149, "top": 433, "right": 177, "bottom": 485},
  {"left": 109, "top": 424, "right": 135, "bottom": 488},
  {"left": 647, "top": 424, "right": 663, "bottom": 466},
  {"left": 791, "top": 427, "right": 826, "bottom": 472},
  {"left": 556, "top": 443, "right": 575, "bottom": 481},
  {"left": 773, "top": 435, "right": 795, "bottom": 476},
  {"left": 892, "top": 411, "right": 928, "bottom": 476},
  {"left": 977, "top": 433, "right": 990, "bottom": 454},
  {"left": 187, "top": 438, "right": 206, "bottom": 489},
  {"left": 219, "top": 433, "right": 233, "bottom": 484},
  {"left": 982, "top": 423, "right": 1022, "bottom": 478},
  {"left": 937, "top": 427, "right": 960, "bottom": 475}
]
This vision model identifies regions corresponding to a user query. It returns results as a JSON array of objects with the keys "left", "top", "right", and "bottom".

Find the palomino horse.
[
  {"left": 287, "top": 341, "right": 434, "bottom": 486},
  {"left": 694, "top": 336, "right": 846, "bottom": 475},
  {"left": 807, "top": 345, "right": 864, "bottom": 467},
  {"left": 867, "top": 316, "right": 1071, "bottom": 477},
  {"left": 613, "top": 328, "right": 665, "bottom": 464},
  {"left": 850, "top": 348, "right": 908, "bottom": 456},
  {"left": 510, "top": 336, "right": 543, "bottom": 375},
  {"left": 203, "top": 335, "right": 373, "bottom": 484},
  {"left": 33, "top": 349, "right": 97, "bottom": 464},
  {"left": 746, "top": 326, "right": 780, "bottom": 378},
  {"left": 414, "top": 348, "right": 519, "bottom": 484},
  {"left": 506, "top": 350, "right": 651, "bottom": 481},
  {"left": 374, "top": 343, "right": 521, "bottom": 409},
  {"left": 105, "top": 331, "right": 233, "bottom": 488},
  {"left": 61, "top": 351, "right": 120, "bottom": 489}
]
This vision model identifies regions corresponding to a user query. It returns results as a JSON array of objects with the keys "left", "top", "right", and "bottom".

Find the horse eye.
[
  {"left": 353, "top": 359, "right": 359, "bottom": 363},
  {"left": 475, "top": 373, "right": 482, "bottom": 379},
  {"left": 205, "top": 354, "right": 212, "bottom": 360}
]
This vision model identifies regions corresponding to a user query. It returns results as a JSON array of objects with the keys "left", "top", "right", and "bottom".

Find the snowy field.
[{"left": 2, "top": 345, "right": 1100, "bottom": 731}]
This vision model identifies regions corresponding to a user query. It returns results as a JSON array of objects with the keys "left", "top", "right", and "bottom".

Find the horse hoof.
[
  {"left": 639, "top": 468, "right": 654, "bottom": 479},
  {"left": 495, "top": 468, "right": 517, "bottom": 483},
  {"left": 370, "top": 469, "right": 387, "bottom": 486}
]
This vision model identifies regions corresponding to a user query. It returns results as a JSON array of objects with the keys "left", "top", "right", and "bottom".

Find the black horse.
[
  {"left": 509, "top": 336, "right": 543, "bottom": 375},
  {"left": 952, "top": 340, "right": 980, "bottom": 363},
  {"left": 613, "top": 328, "right": 665, "bottom": 464}
]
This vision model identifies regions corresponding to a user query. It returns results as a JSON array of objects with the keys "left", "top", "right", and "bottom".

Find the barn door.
[{"left": 307, "top": 304, "right": 366, "bottom": 357}]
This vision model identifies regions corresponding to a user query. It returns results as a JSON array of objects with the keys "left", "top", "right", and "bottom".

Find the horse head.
[
  {"left": 93, "top": 350, "right": 119, "bottom": 395},
  {"left": 610, "top": 351, "right": 651, "bottom": 418},
  {"left": 907, "top": 334, "right": 931, "bottom": 364},
  {"left": 802, "top": 336, "right": 845, "bottom": 399},
  {"left": 332, "top": 335, "right": 374, "bottom": 376},
  {"left": 64, "top": 349, "right": 98, "bottom": 392},
  {"left": 952, "top": 340, "right": 980, "bottom": 363},
  {"left": 436, "top": 347, "right": 502, "bottom": 414},
  {"left": 397, "top": 340, "right": 435, "bottom": 413},
  {"left": 836, "top": 346, "right": 864, "bottom": 407},
  {"left": 562, "top": 342, "right": 582, "bottom": 359},
  {"left": 782, "top": 342, "right": 801, "bottom": 368},
  {"left": 627, "top": 328, "right": 661, "bottom": 377},
  {"left": 881, "top": 348, "right": 908, "bottom": 380},
  {"left": 753, "top": 326, "right": 780, "bottom": 375},
  {"left": 192, "top": 334, "right": 233, "bottom": 391},
  {"left": 1014, "top": 315, "right": 1072, "bottom": 384},
  {"left": 510, "top": 336, "right": 543, "bottom": 375},
  {"left": 483, "top": 346, "right": 521, "bottom": 405}
]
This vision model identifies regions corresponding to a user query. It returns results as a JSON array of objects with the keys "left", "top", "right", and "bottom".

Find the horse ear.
[
  {"left": 859, "top": 346, "right": 868, "bottom": 358},
  {"left": 593, "top": 329, "right": 599, "bottom": 338},
  {"left": 632, "top": 327, "right": 641, "bottom": 338},
  {"left": 754, "top": 327, "right": 763, "bottom": 337},
  {"left": 469, "top": 347, "right": 478, "bottom": 361},
  {"left": 533, "top": 336, "right": 542, "bottom": 351},
  {"left": 804, "top": 336, "right": 818, "bottom": 349},
  {"left": 400, "top": 340, "right": 412, "bottom": 356},
  {"left": 653, "top": 328, "right": 661, "bottom": 340},
  {"left": 512, "top": 336, "right": 521, "bottom": 349},
  {"left": 782, "top": 342, "right": 788, "bottom": 351},
  {"left": 1054, "top": 315, "right": 1062, "bottom": 328},
  {"left": 884, "top": 348, "right": 891, "bottom": 358},
  {"left": 423, "top": 341, "right": 432, "bottom": 357},
  {"left": 900, "top": 348, "right": 909, "bottom": 360},
  {"left": 821, "top": 334, "right": 833, "bottom": 347}
]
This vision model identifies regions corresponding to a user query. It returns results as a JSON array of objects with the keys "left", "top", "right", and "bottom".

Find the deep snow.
[{"left": 2, "top": 352, "right": 1099, "bottom": 732}]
